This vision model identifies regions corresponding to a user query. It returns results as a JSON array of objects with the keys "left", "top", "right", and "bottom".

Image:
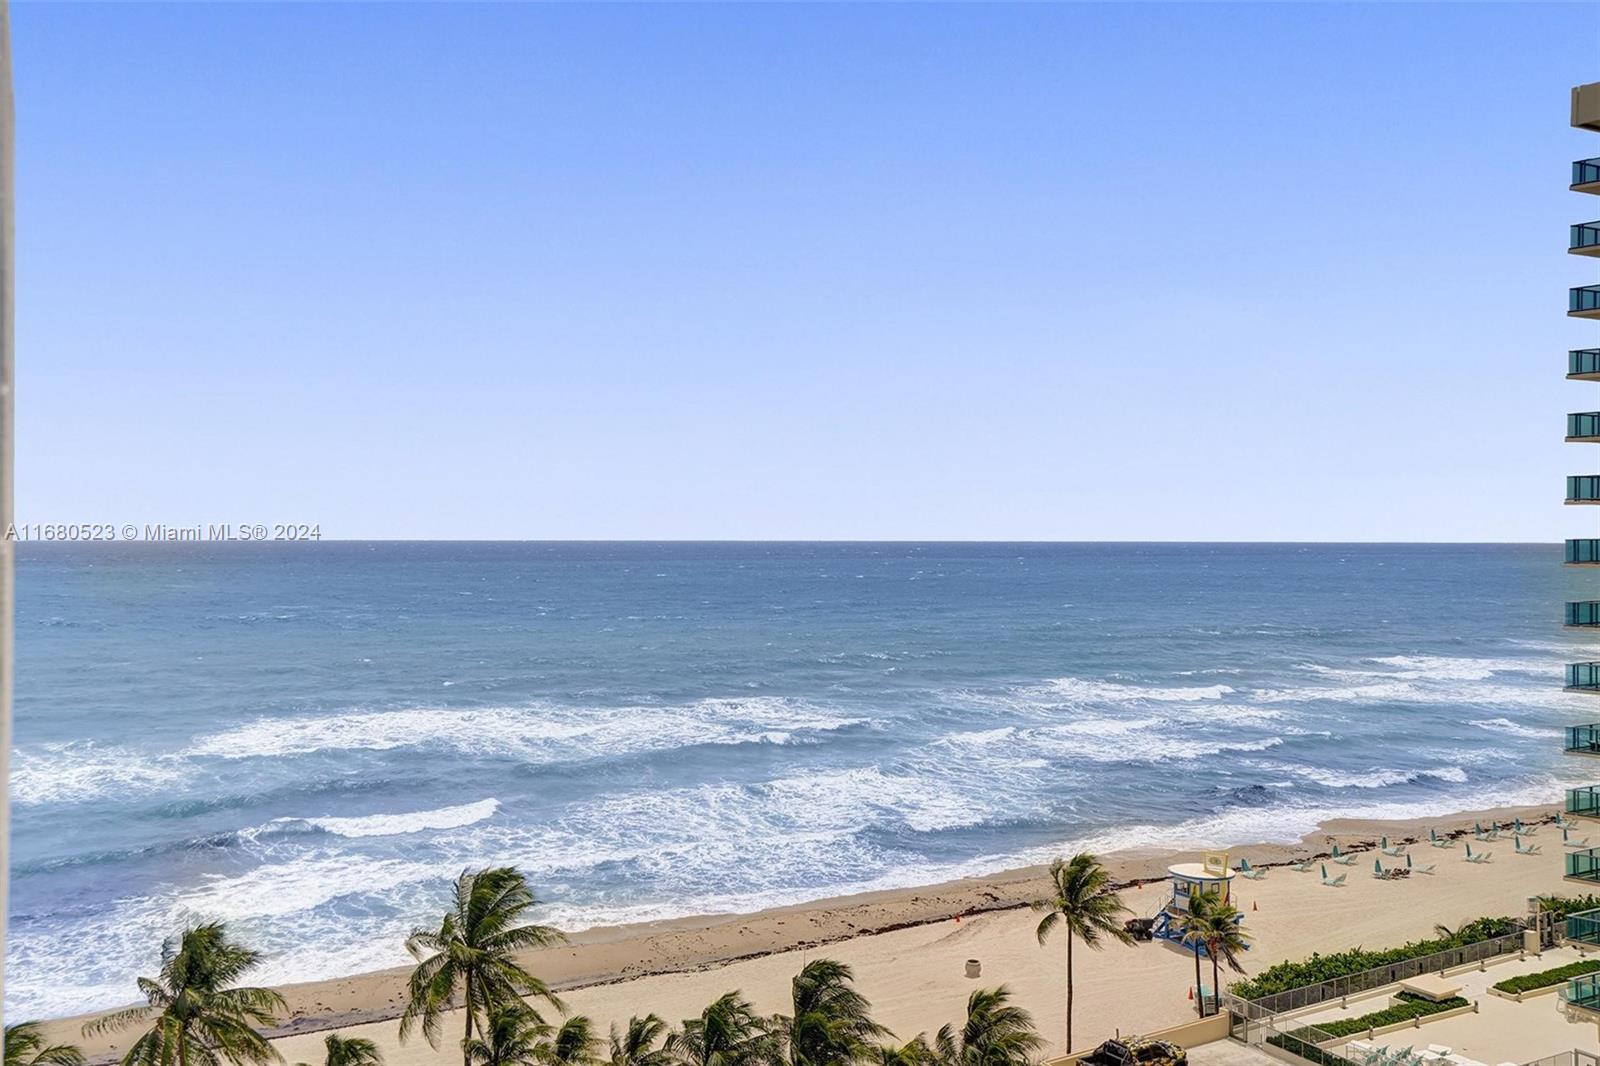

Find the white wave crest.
[
  {"left": 1468, "top": 717, "right": 1551, "bottom": 740},
  {"left": 185, "top": 697, "right": 866, "bottom": 763},
  {"left": 300, "top": 798, "right": 500, "bottom": 838}
]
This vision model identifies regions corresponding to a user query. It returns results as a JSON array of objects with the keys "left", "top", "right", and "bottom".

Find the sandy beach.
[{"left": 34, "top": 800, "right": 1589, "bottom": 1065}]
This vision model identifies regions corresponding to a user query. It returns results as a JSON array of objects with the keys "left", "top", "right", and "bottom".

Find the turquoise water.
[{"left": 6, "top": 542, "right": 1593, "bottom": 1018}]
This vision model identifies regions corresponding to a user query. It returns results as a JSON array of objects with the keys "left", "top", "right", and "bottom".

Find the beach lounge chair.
[
  {"left": 1381, "top": 835, "right": 1407, "bottom": 856},
  {"left": 1425, "top": 1048, "right": 1452, "bottom": 1057},
  {"left": 1330, "top": 843, "right": 1357, "bottom": 865},
  {"left": 1475, "top": 822, "right": 1500, "bottom": 841},
  {"left": 1429, "top": 829, "right": 1456, "bottom": 849},
  {"left": 1515, "top": 836, "right": 1542, "bottom": 856},
  {"left": 1515, "top": 818, "right": 1537, "bottom": 836},
  {"left": 1565, "top": 828, "right": 1591, "bottom": 849},
  {"left": 1558, "top": 813, "right": 1576, "bottom": 829},
  {"left": 1321, "top": 864, "right": 1347, "bottom": 887},
  {"left": 1407, "top": 853, "right": 1435, "bottom": 875},
  {"left": 1291, "top": 859, "right": 1315, "bottom": 873},
  {"left": 1465, "top": 843, "right": 1492, "bottom": 863},
  {"left": 1238, "top": 858, "right": 1267, "bottom": 880}
]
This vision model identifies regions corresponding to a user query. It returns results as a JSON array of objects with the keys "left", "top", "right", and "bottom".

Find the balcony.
[
  {"left": 1571, "top": 603, "right": 1600, "bottom": 627},
  {"left": 1569, "top": 908, "right": 1600, "bottom": 945},
  {"left": 1571, "top": 286, "right": 1600, "bottom": 319},
  {"left": 1570, "top": 476, "right": 1600, "bottom": 503},
  {"left": 1563, "top": 973, "right": 1600, "bottom": 1012},
  {"left": 1573, "top": 350, "right": 1600, "bottom": 381},
  {"left": 1573, "top": 223, "right": 1600, "bottom": 257},
  {"left": 1569, "top": 785, "right": 1600, "bottom": 818},
  {"left": 1578, "top": 158, "right": 1600, "bottom": 193},
  {"left": 1569, "top": 663, "right": 1600, "bottom": 693},
  {"left": 1571, "top": 413, "right": 1600, "bottom": 441},
  {"left": 1568, "top": 846, "right": 1600, "bottom": 883},
  {"left": 1570, "top": 539, "right": 1600, "bottom": 565},
  {"left": 1567, "top": 724, "right": 1600, "bottom": 755}
]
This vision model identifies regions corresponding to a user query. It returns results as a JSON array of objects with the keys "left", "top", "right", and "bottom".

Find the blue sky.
[{"left": 12, "top": 2, "right": 1599, "bottom": 540}]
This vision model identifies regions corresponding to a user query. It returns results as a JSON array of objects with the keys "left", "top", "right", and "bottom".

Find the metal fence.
[
  {"left": 1522, "top": 1051, "right": 1600, "bottom": 1066},
  {"left": 1221, "top": 930, "right": 1526, "bottom": 1019}
]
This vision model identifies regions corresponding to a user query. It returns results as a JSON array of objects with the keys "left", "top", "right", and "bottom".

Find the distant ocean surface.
[{"left": 8, "top": 542, "right": 1596, "bottom": 1019}]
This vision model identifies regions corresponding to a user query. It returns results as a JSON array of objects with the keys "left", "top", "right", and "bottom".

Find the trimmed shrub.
[
  {"left": 1312, "top": 992, "right": 1469, "bottom": 1039},
  {"left": 1231, "top": 917, "right": 1518, "bottom": 1000},
  {"left": 1492, "top": 958, "right": 1600, "bottom": 994}
]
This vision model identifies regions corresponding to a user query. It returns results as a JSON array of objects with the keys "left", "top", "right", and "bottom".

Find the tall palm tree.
[
  {"left": 932, "top": 988, "right": 1041, "bottom": 1066},
  {"left": 465, "top": 1007, "right": 550, "bottom": 1066},
  {"left": 1174, "top": 897, "right": 1210, "bottom": 1017},
  {"left": 400, "top": 867, "right": 567, "bottom": 1066},
  {"left": 1031, "top": 854, "right": 1133, "bottom": 1053},
  {"left": 1195, "top": 899, "right": 1251, "bottom": 1012},
  {"left": 4, "top": 1022, "right": 85, "bottom": 1066},
  {"left": 83, "top": 922, "right": 286, "bottom": 1066},
  {"left": 295, "top": 1035, "right": 382, "bottom": 1066},
  {"left": 667, "top": 992, "right": 778, "bottom": 1066},
  {"left": 777, "top": 960, "right": 888, "bottom": 1066},
  {"left": 607, "top": 1015, "right": 671, "bottom": 1066},
  {"left": 540, "top": 1018, "right": 600, "bottom": 1066}
]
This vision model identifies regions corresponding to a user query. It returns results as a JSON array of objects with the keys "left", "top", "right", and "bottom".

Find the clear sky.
[{"left": 12, "top": 2, "right": 1600, "bottom": 540}]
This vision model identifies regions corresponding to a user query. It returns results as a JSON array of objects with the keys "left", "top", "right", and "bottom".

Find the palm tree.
[
  {"left": 1174, "top": 898, "right": 1210, "bottom": 1017},
  {"left": 932, "top": 987, "right": 1041, "bottom": 1066},
  {"left": 540, "top": 1018, "right": 601, "bottom": 1066},
  {"left": 1031, "top": 854, "right": 1133, "bottom": 1053},
  {"left": 400, "top": 867, "right": 567, "bottom": 1066},
  {"left": 5, "top": 1022, "right": 85, "bottom": 1066},
  {"left": 607, "top": 1015, "right": 671, "bottom": 1066},
  {"left": 1195, "top": 899, "right": 1251, "bottom": 1012},
  {"left": 871, "top": 1040, "right": 936, "bottom": 1066},
  {"left": 777, "top": 960, "right": 888, "bottom": 1066},
  {"left": 667, "top": 992, "right": 778, "bottom": 1066},
  {"left": 84, "top": 922, "right": 286, "bottom": 1066},
  {"left": 295, "top": 1035, "right": 383, "bottom": 1066},
  {"left": 466, "top": 1007, "right": 551, "bottom": 1066}
]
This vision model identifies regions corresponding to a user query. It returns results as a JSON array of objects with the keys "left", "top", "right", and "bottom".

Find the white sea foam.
[
  {"left": 299, "top": 798, "right": 500, "bottom": 838},
  {"left": 1042, "top": 678, "right": 1235, "bottom": 703},
  {"left": 185, "top": 697, "right": 866, "bottom": 763},
  {"left": 1269, "top": 763, "right": 1470, "bottom": 790},
  {"left": 10, "top": 743, "right": 185, "bottom": 806},
  {"left": 1468, "top": 717, "right": 1552, "bottom": 740}
]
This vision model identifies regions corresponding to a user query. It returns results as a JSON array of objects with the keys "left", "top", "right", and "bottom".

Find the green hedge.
[
  {"left": 1492, "top": 958, "right": 1600, "bottom": 994},
  {"left": 1266, "top": 1032, "right": 1353, "bottom": 1066},
  {"left": 1313, "top": 993, "right": 1470, "bottom": 1039},
  {"left": 1535, "top": 894, "right": 1600, "bottom": 921},
  {"left": 1231, "top": 917, "right": 1518, "bottom": 1000}
]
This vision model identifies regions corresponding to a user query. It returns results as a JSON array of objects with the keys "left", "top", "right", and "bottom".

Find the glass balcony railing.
[
  {"left": 1567, "top": 724, "right": 1600, "bottom": 755},
  {"left": 1570, "top": 663, "right": 1600, "bottom": 692},
  {"left": 1572, "top": 286, "right": 1600, "bottom": 313},
  {"left": 1572, "top": 603, "right": 1600, "bottom": 627},
  {"left": 1569, "top": 847, "right": 1600, "bottom": 882},
  {"left": 1574, "top": 350, "right": 1600, "bottom": 377},
  {"left": 1570, "top": 539, "right": 1600, "bottom": 564},
  {"left": 1572, "top": 414, "right": 1600, "bottom": 438},
  {"left": 1571, "top": 476, "right": 1600, "bottom": 502},
  {"left": 1564, "top": 973, "right": 1600, "bottom": 1011},
  {"left": 1574, "top": 224, "right": 1600, "bottom": 251},
  {"left": 1570, "top": 908, "right": 1600, "bottom": 945},
  {"left": 1576, "top": 158, "right": 1600, "bottom": 186},
  {"left": 1569, "top": 786, "right": 1600, "bottom": 817}
]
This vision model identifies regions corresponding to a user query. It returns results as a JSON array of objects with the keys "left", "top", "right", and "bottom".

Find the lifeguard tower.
[{"left": 1150, "top": 850, "right": 1236, "bottom": 945}]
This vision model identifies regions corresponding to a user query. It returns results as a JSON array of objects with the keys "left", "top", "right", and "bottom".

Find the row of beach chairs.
[{"left": 1233, "top": 819, "right": 1558, "bottom": 887}]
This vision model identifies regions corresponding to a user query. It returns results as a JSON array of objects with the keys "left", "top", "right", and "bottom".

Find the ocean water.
[{"left": 7, "top": 542, "right": 1596, "bottom": 1019}]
